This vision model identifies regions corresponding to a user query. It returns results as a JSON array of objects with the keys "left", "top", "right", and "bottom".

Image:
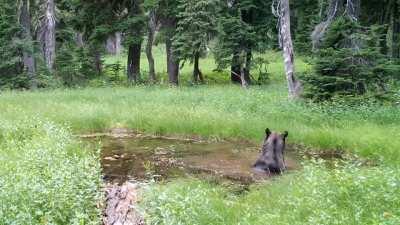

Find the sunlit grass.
[
  {"left": 0, "top": 85, "right": 398, "bottom": 163},
  {"left": 102, "top": 46, "right": 311, "bottom": 84}
]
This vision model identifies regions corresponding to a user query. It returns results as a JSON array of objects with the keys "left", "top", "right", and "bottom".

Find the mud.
[{"left": 85, "top": 135, "right": 301, "bottom": 185}]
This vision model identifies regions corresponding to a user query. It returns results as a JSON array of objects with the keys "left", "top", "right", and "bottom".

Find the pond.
[{"left": 87, "top": 134, "right": 301, "bottom": 185}]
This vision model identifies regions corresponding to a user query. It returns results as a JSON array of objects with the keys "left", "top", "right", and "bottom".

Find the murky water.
[{"left": 88, "top": 135, "right": 300, "bottom": 184}]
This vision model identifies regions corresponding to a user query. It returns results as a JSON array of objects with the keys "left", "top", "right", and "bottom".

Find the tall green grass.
[
  {"left": 143, "top": 163, "right": 400, "bottom": 225},
  {"left": 0, "top": 85, "right": 398, "bottom": 163},
  {"left": 0, "top": 119, "right": 102, "bottom": 224}
]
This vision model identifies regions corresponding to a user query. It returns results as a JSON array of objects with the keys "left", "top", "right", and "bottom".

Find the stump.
[{"left": 103, "top": 182, "right": 144, "bottom": 225}]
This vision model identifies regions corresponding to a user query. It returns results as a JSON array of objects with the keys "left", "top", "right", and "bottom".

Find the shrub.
[
  {"left": 0, "top": 119, "right": 102, "bottom": 224},
  {"left": 301, "top": 17, "right": 400, "bottom": 101}
]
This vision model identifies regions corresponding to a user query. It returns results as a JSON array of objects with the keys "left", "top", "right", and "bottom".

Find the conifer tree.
[
  {"left": 0, "top": 0, "right": 23, "bottom": 88},
  {"left": 173, "top": 0, "right": 218, "bottom": 83}
]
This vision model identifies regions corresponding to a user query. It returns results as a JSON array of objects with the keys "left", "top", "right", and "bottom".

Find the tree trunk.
[
  {"left": 42, "top": 0, "right": 56, "bottom": 72},
  {"left": 193, "top": 52, "right": 203, "bottom": 83},
  {"left": 345, "top": 0, "right": 360, "bottom": 20},
  {"left": 20, "top": 0, "right": 37, "bottom": 89},
  {"left": 240, "top": 64, "right": 248, "bottom": 88},
  {"left": 94, "top": 49, "right": 102, "bottom": 75},
  {"left": 231, "top": 51, "right": 241, "bottom": 83},
  {"left": 244, "top": 48, "right": 252, "bottom": 85},
  {"left": 127, "top": 43, "right": 142, "bottom": 83},
  {"left": 238, "top": 49, "right": 249, "bottom": 88},
  {"left": 391, "top": 1, "right": 400, "bottom": 58},
  {"left": 115, "top": 32, "right": 122, "bottom": 55},
  {"left": 106, "top": 33, "right": 122, "bottom": 55},
  {"left": 311, "top": 0, "right": 344, "bottom": 50},
  {"left": 106, "top": 34, "right": 117, "bottom": 55},
  {"left": 146, "top": 10, "right": 156, "bottom": 82},
  {"left": 126, "top": 0, "right": 144, "bottom": 83},
  {"left": 378, "top": 1, "right": 393, "bottom": 55},
  {"left": 279, "top": 0, "right": 302, "bottom": 98},
  {"left": 165, "top": 37, "right": 179, "bottom": 85},
  {"left": 76, "top": 32, "right": 84, "bottom": 47}
]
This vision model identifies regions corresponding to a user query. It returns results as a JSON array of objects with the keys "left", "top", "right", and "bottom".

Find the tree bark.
[
  {"left": 244, "top": 48, "right": 252, "bottom": 85},
  {"left": 231, "top": 48, "right": 251, "bottom": 85},
  {"left": 161, "top": 15, "right": 179, "bottom": 86},
  {"left": 239, "top": 64, "right": 248, "bottom": 88},
  {"left": 20, "top": 0, "right": 37, "bottom": 89},
  {"left": 378, "top": 0, "right": 393, "bottom": 55},
  {"left": 345, "top": 0, "right": 360, "bottom": 20},
  {"left": 311, "top": 0, "right": 344, "bottom": 50},
  {"left": 106, "top": 33, "right": 122, "bottom": 55},
  {"left": 115, "top": 32, "right": 122, "bottom": 55},
  {"left": 41, "top": 0, "right": 56, "bottom": 72},
  {"left": 193, "top": 52, "right": 203, "bottom": 83},
  {"left": 126, "top": 0, "right": 144, "bottom": 83},
  {"left": 239, "top": 50, "right": 249, "bottom": 88},
  {"left": 146, "top": 10, "right": 157, "bottom": 82},
  {"left": 165, "top": 36, "right": 179, "bottom": 85},
  {"left": 94, "top": 49, "right": 102, "bottom": 75},
  {"left": 279, "top": 0, "right": 302, "bottom": 98},
  {"left": 231, "top": 51, "right": 241, "bottom": 83},
  {"left": 127, "top": 44, "right": 142, "bottom": 82},
  {"left": 76, "top": 32, "right": 84, "bottom": 47},
  {"left": 103, "top": 182, "right": 144, "bottom": 225},
  {"left": 106, "top": 34, "right": 117, "bottom": 55}
]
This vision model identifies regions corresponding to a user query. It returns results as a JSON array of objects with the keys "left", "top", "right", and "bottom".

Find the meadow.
[{"left": 0, "top": 49, "right": 399, "bottom": 224}]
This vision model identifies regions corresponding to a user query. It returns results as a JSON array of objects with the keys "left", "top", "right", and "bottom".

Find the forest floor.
[{"left": 0, "top": 50, "right": 399, "bottom": 224}]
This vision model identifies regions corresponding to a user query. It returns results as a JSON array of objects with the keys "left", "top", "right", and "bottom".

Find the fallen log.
[{"left": 103, "top": 182, "right": 144, "bottom": 225}]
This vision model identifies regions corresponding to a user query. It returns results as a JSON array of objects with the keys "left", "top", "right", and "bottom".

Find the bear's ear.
[
  {"left": 282, "top": 131, "right": 288, "bottom": 139},
  {"left": 265, "top": 128, "right": 271, "bottom": 137}
]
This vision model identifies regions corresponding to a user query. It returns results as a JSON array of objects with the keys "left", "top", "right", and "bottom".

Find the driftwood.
[{"left": 103, "top": 182, "right": 144, "bottom": 225}]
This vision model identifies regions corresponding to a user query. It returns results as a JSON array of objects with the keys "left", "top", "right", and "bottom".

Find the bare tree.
[
  {"left": 39, "top": 0, "right": 56, "bottom": 72},
  {"left": 311, "top": 0, "right": 361, "bottom": 50},
  {"left": 20, "top": 0, "right": 37, "bottom": 89},
  {"left": 274, "top": 0, "right": 302, "bottom": 98}
]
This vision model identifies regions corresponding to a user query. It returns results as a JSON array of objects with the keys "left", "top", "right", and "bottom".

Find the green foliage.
[
  {"left": 173, "top": 0, "right": 218, "bottom": 62},
  {"left": 142, "top": 163, "right": 400, "bottom": 225},
  {"left": 302, "top": 17, "right": 400, "bottom": 101},
  {"left": 0, "top": 0, "right": 24, "bottom": 88},
  {"left": 214, "top": 0, "right": 276, "bottom": 70},
  {"left": 252, "top": 56, "right": 270, "bottom": 84},
  {"left": 0, "top": 119, "right": 102, "bottom": 224},
  {"left": 291, "top": 0, "right": 321, "bottom": 54},
  {"left": 56, "top": 44, "right": 98, "bottom": 87}
]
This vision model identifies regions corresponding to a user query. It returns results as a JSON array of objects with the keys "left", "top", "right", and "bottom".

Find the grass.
[
  {"left": 0, "top": 119, "right": 102, "bottom": 224},
  {"left": 143, "top": 163, "right": 400, "bottom": 225},
  {"left": 0, "top": 85, "right": 398, "bottom": 163},
  {"left": 0, "top": 48, "right": 399, "bottom": 224},
  {"left": 103, "top": 46, "right": 312, "bottom": 84}
]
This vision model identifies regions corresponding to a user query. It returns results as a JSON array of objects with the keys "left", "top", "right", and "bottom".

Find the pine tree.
[
  {"left": 214, "top": 0, "right": 275, "bottom": 86},
  {"left": 0, "top": 0, "right": 24, "bottom": 88},
  {"left": 302, "top": 17, "right": 399, "bottom": 100},
  {"left": 173, "top": 0, "right": 218, "bottom": 83}
]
